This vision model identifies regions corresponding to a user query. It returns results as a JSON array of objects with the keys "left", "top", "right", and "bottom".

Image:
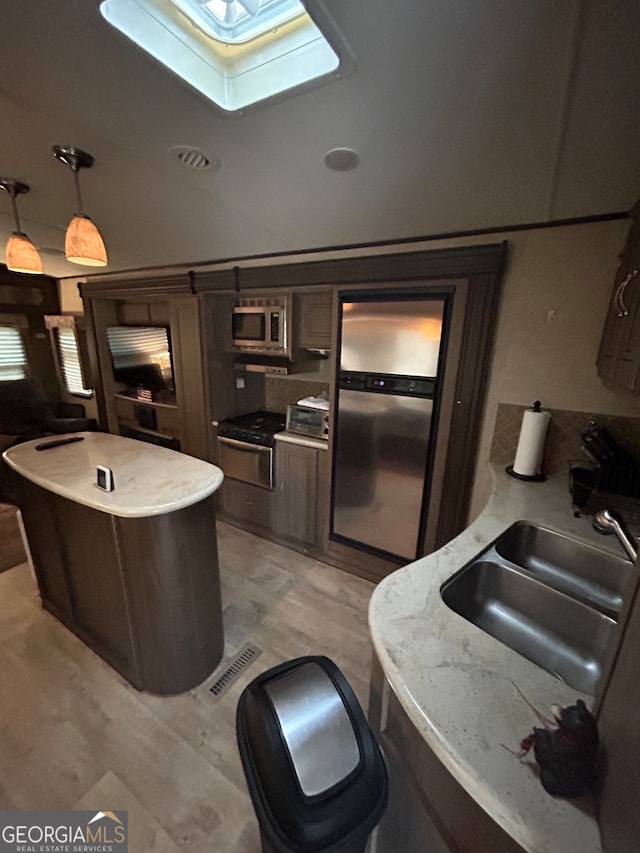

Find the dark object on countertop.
[
  {"left": 35, "top": 436, "right": 85, "bottom": 450},
  {"left": 521, "top": 699, "right": 600, "bottom": 798},
  {"left": 579, "top": 425, "right": 640, "bottom": 500}
]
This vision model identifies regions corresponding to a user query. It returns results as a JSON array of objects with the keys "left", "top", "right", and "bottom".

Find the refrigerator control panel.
[{"left": 339, "top": 372, "right": 436, "bottom": 397}]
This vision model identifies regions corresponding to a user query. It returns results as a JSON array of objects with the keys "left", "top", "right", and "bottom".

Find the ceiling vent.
[{"left": 168, "top": 145, "right": 218, "bottom": 171}]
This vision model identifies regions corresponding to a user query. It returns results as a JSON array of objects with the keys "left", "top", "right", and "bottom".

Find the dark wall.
[{"left": 0, "top": 265, "right": 61, "bottom": 403}]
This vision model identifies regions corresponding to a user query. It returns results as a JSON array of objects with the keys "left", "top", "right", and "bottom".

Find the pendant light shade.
[
  {"left": 53, "top": 145, "right": 108, "bottom": 268},
  {"left": 6, "top": 232, "right": 44, "bottom": 275},
  {"left": 0, "top": 179, "right": 43, "bottom": 275},
  {"left": 65, "top": 214, "right": 108, "bottom": 266}
]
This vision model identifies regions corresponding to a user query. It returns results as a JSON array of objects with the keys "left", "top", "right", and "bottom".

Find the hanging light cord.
[
  {"left": 8, "top": 190, "right": 24, "bottom": 234},
  {"left": 72, "top": 168, "right": 85, "bottom": 216}
]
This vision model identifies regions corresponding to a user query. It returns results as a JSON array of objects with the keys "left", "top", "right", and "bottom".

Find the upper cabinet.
[
  {"left": 598, "top": 203, "right": 640, "bottom": 392},
  {"left": 294, "top": 290, "right": 333, "bottom": 349}
]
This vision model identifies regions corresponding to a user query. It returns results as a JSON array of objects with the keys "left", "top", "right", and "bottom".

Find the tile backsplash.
[
  {"left": 491, "top": 403, "right": 640, "bottom": 475},
  {"left": 265, "top": 376, "right": 330, "bottom": 414}
]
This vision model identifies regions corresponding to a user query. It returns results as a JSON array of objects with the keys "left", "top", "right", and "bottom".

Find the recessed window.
[
  {"left": 55, "top": 327, "right": 93, "bottom": 398},
  {"left": 99, "top": 0, "right": 353, "bottom": 113},
  {"left": 0, "top": 326, "right": 28, "bottom": 381}
]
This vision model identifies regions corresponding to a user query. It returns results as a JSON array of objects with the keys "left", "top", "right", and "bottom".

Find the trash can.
[{"left": 236, "top": 655, "right": 388, "bottom": 853}]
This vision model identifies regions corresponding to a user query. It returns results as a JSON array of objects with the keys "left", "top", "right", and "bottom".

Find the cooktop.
[{"left": 217, "top": 410, "right": 286, "bottom": 446}]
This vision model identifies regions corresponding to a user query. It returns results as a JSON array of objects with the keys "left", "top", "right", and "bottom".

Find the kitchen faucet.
[{"left": 592, "top": 509, "right": 638, "bottom": 562}]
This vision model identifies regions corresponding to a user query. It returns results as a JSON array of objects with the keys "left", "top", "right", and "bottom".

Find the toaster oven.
[{"left": 286, "top": 404, "right": 329, "bottom": 440}]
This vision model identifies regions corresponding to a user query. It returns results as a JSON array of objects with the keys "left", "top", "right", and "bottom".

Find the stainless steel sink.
[
  {"left": 494, "top": 522, "right": 631, "bottom": 618},
  {"left": 440, "top": 522, "right": 630, "bottom": 694}
]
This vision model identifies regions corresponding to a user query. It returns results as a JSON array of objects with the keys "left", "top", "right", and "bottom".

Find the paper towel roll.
[{"left": 512, "top": 406, "right": 551, "bottom": 477}]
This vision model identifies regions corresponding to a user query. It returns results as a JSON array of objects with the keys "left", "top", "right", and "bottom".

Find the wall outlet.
[{"left": 236, "top": 377, "right": 245, "bottom": 389}]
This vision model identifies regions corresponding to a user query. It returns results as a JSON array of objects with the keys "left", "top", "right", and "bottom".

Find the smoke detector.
[{"left": 324, "top": 148, "right": 360, "bottom": 171}]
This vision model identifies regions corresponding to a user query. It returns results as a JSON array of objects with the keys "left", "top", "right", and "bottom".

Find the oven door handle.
[{"left": 218, "top": 436, "right": 272, "bottom": 454}]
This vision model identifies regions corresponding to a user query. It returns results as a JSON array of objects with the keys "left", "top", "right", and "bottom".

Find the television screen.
[{"left": 106, "top": 325, "right": 175, "bottom": 391}]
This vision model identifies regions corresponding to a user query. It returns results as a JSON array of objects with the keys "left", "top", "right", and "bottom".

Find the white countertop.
[
  {"left": 274, "top": 431, "right": 329, "bottom": 450},
  {"left": 369, "top": 466, "right": 626, "bottom": 853},
  {"left": 3, "top": 432, "right": 224, "bottom": 518}
]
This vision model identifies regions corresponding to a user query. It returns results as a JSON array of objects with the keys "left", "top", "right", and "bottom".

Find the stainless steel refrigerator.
[{"left": 330, "top": 295, "right": 447, "bottom": 561}]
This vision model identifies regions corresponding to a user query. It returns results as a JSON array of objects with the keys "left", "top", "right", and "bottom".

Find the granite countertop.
[
  {"left": 369, "top": 466, "right": 628, "bottom": 853},
  {"left": 3, "top": 432, "right": 224, "bottom": 518}
]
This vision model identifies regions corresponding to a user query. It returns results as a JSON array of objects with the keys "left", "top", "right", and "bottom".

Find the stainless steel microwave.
[
  {"left": 286, "top": 404, "right": 329, "bottom": 440},
  {"left": 232, "top": 304, "right": 287, "bottom": 354}
]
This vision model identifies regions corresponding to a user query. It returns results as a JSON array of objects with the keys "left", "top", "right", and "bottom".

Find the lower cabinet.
[
  {"left": 217, "top": 438, "right": 328, "bottom": 553},
  {"left": 219, "top": 477, "right": 275, "bottom": 533},
  {"left": 275, "top": 440, "right": 322, "bottom": 548},
  {"left": 368, "top": 654, "right": 525, "bottom": 853},
  {"left": 17, "top": 479, "right": 224, "bottom": 694}
]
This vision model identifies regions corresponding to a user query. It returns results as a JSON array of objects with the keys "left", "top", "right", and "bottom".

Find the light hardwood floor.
[{"left": 0, "top": 521, "right": 375, "bottom": 852}]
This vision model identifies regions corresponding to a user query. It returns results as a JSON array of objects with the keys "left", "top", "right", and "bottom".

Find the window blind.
[
  {"left": 56, "top": 327, "right": 93, "bottom": 397},
  {"left": 0, "top": 326, "right": 28, "bottom": 380}
]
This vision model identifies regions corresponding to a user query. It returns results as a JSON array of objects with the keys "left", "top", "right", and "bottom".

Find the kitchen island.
[
  {"left": 368, "top": 466, "right": 625, "bottom": 853},
  {"left": 3, "top": 431, "right": 225, "bottom": 695}
]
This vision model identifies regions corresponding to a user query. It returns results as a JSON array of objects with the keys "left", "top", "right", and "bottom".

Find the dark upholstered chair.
[{"left": 0, "top": 378, "right": 97, "bottom": 503}]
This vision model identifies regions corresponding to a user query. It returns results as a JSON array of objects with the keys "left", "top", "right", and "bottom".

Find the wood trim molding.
[
  {"left": 80, "top": 275, "right": 192, "bottom": 298},
  {"left": 434, "top": 265, "right": 506, "bottom": 547},
  {"left": 193, "top": 243, "right": 507, "bottom": 292}
]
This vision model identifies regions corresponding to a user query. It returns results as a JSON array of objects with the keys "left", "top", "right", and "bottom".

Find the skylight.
[
  {"left": 99, "top": 0, "right": 353, "bottom": 113},
  {"left": 172, "top": 0, "right": 304, "bottom": 44}
]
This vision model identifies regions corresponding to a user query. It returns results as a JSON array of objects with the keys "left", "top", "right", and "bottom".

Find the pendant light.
[
  {"left": 52, "top": 145, "right": 108, "bottom": 267},
  {"left": 0, "top": 179, "right": 43, "bottom": 274}
]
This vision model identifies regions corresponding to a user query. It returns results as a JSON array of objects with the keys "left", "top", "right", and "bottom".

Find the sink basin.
[
  {"left": 440, "top": 521, "right": 629, "bottom": 694},
  {"left": 441, "top": 560, "right": 616, "bottom": 695},
  {"left": 494, "top": 522, "right": 631, "bottom": 618}
]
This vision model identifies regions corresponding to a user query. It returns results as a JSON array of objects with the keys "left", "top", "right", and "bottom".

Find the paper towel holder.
[
  {"left": 505, "top": 400, "right": 548, "bottom": 482},
  {"left": 505, "top": 465, "right": 546, "bottom": 482}
]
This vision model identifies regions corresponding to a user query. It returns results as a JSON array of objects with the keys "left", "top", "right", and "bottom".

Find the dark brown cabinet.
[
  {"left": 18, "top": 480, "right": 224, "bottom": 695},
  {"left": 597, "top": 565, "right": 640, "bottom": 853},
  {"left": 597, "top": 203, "right": 640, "bottom": 392},
  {"left": 295, "top": 290, "right": 333, "bottom": 349}
]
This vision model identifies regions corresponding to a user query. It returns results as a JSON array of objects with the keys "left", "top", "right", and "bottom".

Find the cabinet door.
[
  {"left": 54, "top": 497, "right": 134, "bottom": 675},
  {"left": 276, "top": 443, "right": 318, "bottom": 546},
  {"left": 296, "top": 291, "right": 333, "bottom": 348},
  {"left": 18, "top": 479, "right": 72, "bottom": 621},
  {"left": 597, "top": 572, "right": 640, "bottom": 853},
  {"left": 220, "top": 477, "right": 275, "bottom": 531},
  {"left": 610, "top": 246, "right": 640, "bottom": 390},
  {"left": 597, "top": 223, "right": 640, "bottom": 391}
]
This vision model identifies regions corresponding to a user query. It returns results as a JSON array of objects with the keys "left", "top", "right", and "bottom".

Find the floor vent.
[{"left": 209, "top": 643, "right": 262, "bottom": 698}]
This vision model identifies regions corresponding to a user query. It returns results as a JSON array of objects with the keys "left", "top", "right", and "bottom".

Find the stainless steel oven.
[
  {"left": 218, "top": 437, "right": 274, "bottom": 490},
  {"left": 217, "top": 411, "right": 286, "bottom": 491}
]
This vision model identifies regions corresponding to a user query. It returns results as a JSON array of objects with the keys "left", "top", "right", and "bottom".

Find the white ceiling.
[{"left": 1, "top": 0, "right": 639, "bottom": 279}]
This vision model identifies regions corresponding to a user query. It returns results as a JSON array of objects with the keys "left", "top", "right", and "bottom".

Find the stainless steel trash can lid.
[{"left": 265, "top": 661, "right": 361, "bottom": 797}]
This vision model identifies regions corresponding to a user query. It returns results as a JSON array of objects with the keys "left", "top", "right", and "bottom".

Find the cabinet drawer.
[
  {"left": 219, "top": 478, "right": 274, "bottom": 530},
  {"left": 113, "top": 394, "right": 136, "bottom": 420},
  {"left": 113, "top": 395, "right": 180, "bottom": 438},
  {"left": 155, "top": 406, "right": 180, "bottom": 436}
]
